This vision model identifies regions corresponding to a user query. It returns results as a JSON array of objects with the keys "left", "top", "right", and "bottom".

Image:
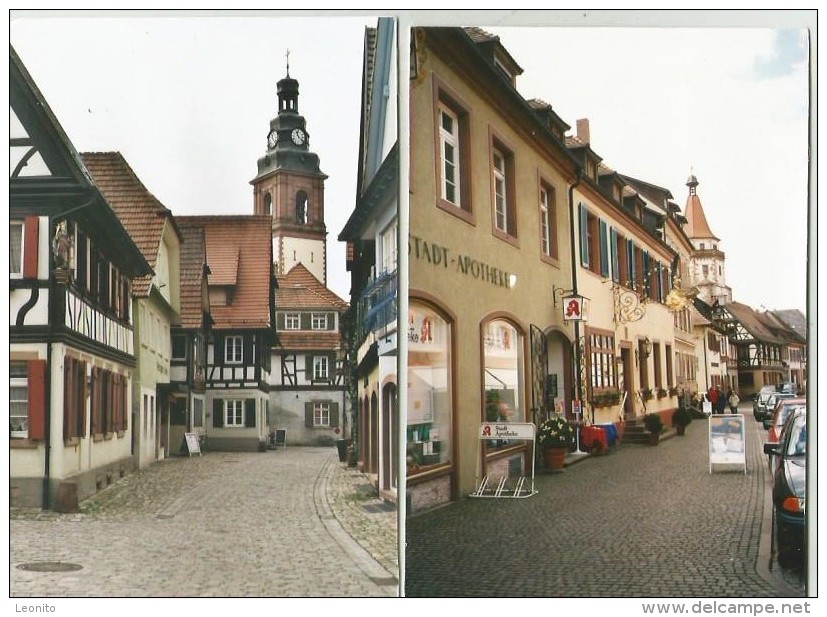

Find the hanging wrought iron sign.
[{"left": 562, "top": 294, "right": 590, "bottom": 322}]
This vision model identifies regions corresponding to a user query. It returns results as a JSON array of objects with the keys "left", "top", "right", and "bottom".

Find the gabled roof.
[
  {"left": 81, "top": 151, "right": 180, "bottom": 297},
  {"left": 724, "top": 301, "right": 787, "bottom": 344},
  {"left": 10, "top": 46, "right": 150, "bottom": 277},
  {"left": 177, "top": 215, "right": 273, "bottom": 330},
  {"left": 276, "top": 263, "right": 349, "bottom": 311},
  {"left": 176, "top": 222, "right": 209, "bottom": 330},
  {"left": 771, "top": 309, "right": 807, "bottom": 343}
]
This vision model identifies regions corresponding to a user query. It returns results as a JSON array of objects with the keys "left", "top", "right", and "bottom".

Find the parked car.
[
  {"left": 764, "top": 398, "right": 805, "bottom": 471},
  {"left": 753, "top": 385, "right": 779, "bottom": 421},
  {"left": 761, "top": 393, "right": 798, "bottom": 429},
  {"left": 763, "top": 408, "right": 806, "bottom": 560}
]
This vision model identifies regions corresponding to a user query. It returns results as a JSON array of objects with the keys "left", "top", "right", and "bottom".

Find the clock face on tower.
[
  {"left": 291, "top": 128, "right": 306, "bottom": 146},
  {"left": 267, "top": 130, "right": 278, "bottom": 149}
]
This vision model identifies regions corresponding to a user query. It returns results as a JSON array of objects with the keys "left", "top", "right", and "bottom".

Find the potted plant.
[
  {"left": 672, "top": 406, "right": 693, "bottom": 436},
  {"left": 643, "top": 413, "right": 664, "bottom": 445},
  {"left": 537, "top": 415, "right": 575, "bottom": 470},
  {"left": 641, "top": 388, "right": 654, "bottom": 401},
  {"left": 656, "top": 387, "right": 668, "bottom": 399}
]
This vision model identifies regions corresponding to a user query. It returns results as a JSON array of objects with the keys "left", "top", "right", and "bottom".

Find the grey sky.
[
  {"left": 7, "top": 10, "right": 814, "bottom": 316},
  {"left": 9, "top": 13, "right": 376, "bottom": 301}
]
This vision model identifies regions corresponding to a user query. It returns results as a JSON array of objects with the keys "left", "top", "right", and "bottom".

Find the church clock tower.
[{"left": 251, "top": 58, "right": 329, "bottom": 284}]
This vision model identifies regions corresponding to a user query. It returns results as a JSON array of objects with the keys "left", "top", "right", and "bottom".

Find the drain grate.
[{"left": 18, "top": 561, "right": 83, "bottom": 573}]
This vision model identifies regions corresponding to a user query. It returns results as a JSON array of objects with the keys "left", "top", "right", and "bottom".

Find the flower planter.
[{"left": 543, "top": 447, "right": 567, "bottom": 470}]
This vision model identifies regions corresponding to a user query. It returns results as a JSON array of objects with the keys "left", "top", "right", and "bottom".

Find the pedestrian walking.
[
  {"left": 728, "top": 389, "right": 740, "bottom": 414},
  {"left": 708, "top": 386, "right": 719, "bottom": 413},
  {"left": 716, "top": 386, "right": 727, "bottom": 415}
]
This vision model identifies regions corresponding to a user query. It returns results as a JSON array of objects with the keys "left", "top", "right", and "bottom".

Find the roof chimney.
[{"left": 576, "top": 118, "right": 590, "bottom": 144}]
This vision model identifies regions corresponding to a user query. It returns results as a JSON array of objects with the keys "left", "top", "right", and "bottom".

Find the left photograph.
[{"left": 9, "top": 13, "right": 399, "bottom": 598}]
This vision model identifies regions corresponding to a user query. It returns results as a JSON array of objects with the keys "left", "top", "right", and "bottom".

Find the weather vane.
[{"left": 285, "top": 48, "right": 290, "bottom": 77}]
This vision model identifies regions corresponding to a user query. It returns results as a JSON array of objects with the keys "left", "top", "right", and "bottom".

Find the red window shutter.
[
  {"left": 78, "top": 361, "right": 88, "bottom": 437},
  {"left": 23, "top": 216, "right": 39, "bottom": 279},
  {"left": 27, "top": 360, "right": 47, "bottom": 440},
  {"left": 63, "top": 359, "right": 73, "bottom": 440}
]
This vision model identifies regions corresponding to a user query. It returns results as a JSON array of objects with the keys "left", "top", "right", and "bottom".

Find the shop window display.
[
  {"left": 407, "top": 303, "right": 452, "bottom": 472},
  {"left": 483, "top": 318, "right": 524, "bottom": 450}
]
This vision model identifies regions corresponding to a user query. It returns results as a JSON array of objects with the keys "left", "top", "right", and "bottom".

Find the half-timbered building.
[
  {"left": 270, "top": 263, "right": 349, "bottom": 445},
  {"left": 176, "top": 215, "right": 275, "bottom": 451},
  {"left": 81, "top": 151, "right": 185, "bottom": 466},
  {"left": 10, "top": 47, "right": 152, "bottom": 510}
]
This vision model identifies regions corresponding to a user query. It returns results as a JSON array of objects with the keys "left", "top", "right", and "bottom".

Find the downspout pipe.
[{"left": 567, "top": 170, "right": 584, "bottom": 429}]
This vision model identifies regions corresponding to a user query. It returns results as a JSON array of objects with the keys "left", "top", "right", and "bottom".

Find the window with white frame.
[
  {"left": 285, "top": 313, "right": 300, "bottom": 330},
  {"left": 225, "top": 336, "right": 243, "bottom": 364},
  {"left": 587, "top": 330, "right": 617, "bottom": 391},
  {"left": 438, "top": 105, "right": 461, "bottom": 207},
  {"left": 10, "top": 221, "right": 23, "bottom": 277},
  {"left": 10, "top": 362, "right": 28, "bottom": 438},
  {"left": 313, "top": 402, "right": 331, "bottom": 427},
  {"left": 311, "top": 313, "right": 328, "bottom": 330},
  {"left": 224, "top": 400, "right": 244, "bottom": 427},
  {"left": 493, "top": 148, "right": 508, "bottom": 232},
  {"left": 313, "top": 356, "right": 329, "bottom": 381},
  {"left": 540, "top": 187, "right": 551, "bottom": 256}
]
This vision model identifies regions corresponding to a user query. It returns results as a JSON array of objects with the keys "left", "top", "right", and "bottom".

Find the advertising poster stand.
[
  {"left": 470, "top": 422, "right": 537, "bottom": 499},
  {"left": 708, "top": 414, "right": 746, "bottom": 474}
]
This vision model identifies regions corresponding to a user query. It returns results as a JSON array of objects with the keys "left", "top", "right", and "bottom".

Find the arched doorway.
[
  {"left": 545, "top": 329, "right": 573, "bottom": 419},
  {"left": 370, "top": 392, "right": 379, "bottom": 476},
  {"left": 381, "top": 382, "right": 398, "bottom": 493}
]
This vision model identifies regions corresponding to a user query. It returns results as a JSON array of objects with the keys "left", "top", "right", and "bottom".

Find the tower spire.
[{"left": 285, "top": 48, "right": 290, "bottom": 77}]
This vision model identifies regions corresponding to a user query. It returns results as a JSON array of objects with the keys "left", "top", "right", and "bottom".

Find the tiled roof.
[
  {"left": 276, "top": 263, "right": 349, "bottom": 311},
  {"left": 177, "top": 215, "right": 273, "bottom": 330},
  {"left": 772, "top": 309, "right": 807, "bottom": 341},
  {"left": 81, "top": 151, "right": 175, "bottom": 296},
  {"left": 565, "top": 135, "right": 587, "bottom": 148},
  {"left": 277, "top": 330, "right": 341, "bottom": 351},
  {"left": 684, "top": 192, "right": 718, "bottom": 240},
  {"left": 464, "top": 26, "right": 498, "bottom": 44},
  {"left": 725, "top": 301, "right": 786, "bottom": 344},
  {"left": 176, "top": 222, "right": 208, "bottom": 330}
]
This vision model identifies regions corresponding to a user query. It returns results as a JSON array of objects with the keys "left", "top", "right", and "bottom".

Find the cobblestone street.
[
  {"left": 10, "top": 447, "right": 398, "bottom": 598},
  {"left": 405, "top": 411, "right": 806, "bottom": 598}
]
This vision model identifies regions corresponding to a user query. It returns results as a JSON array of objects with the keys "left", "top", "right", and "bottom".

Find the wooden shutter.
[
  {"left": 78, "top": 361, "right": 87, "bottom": 437},
  {"left": 27, "top": 359, "right": 46, "bottom": 440},
  {"left": 23, "top": 216, "right": 39, "bottom": 279},
  {"left": 63, "top": 360, "right": 73, "bottom": 440},
  {"left": 578, "top": 204, "right": 589, "bottom": 267},
  {"left": 610, "top": 228, "right": 620, "bottom": 283},
  {"left": 599, "top": 220, "right": 609, "bottom": 277},
  {"left": 304, "top": 402, "right": 313, "bottom": 427},
  {"left": 244, "top": 399, "right": 256, "bottom": 427},
  {"left": 330, "top": 402, "right": 339, "bottom": 427},
  {"left": 213, "top": 399, "right": 224, "bottom": 427}
]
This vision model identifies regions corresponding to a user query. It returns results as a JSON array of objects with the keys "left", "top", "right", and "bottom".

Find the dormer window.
[
  {"left": 311, "top": 313, "right": 328, "bottom": 330},
  {"left": 493, "top": 56, "right": 513, "bottom": 83},
  {"left": 585, "top": 158, "right": 597, "bottom": 181},
  {"left": 285, "top": 313, "right": 300, "bottom": 330}
]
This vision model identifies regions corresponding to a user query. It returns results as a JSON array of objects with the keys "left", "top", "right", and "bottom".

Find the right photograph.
[{"left": 404, "top": 25, "right": 810, "bottom": 598}]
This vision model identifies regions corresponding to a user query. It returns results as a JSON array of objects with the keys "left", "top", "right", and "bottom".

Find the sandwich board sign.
[
  {"left": 470, "top": 422, "right": 537, "bottom": 499},
  {"left": 184, "top": 432, "right": 202, "bottom": 457},
  {"left": 708, "top": 414, "right": 746, "bottom": 474}
]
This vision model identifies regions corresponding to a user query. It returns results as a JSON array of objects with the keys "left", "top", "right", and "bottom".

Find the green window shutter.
[
  {"left": 301, "top": 313, "right": 311, "bottom": 330},
  {"left": 215, "top": 335, "right": 224, "bottom": 364},
  {"left": 330, "top": 402, "right": 340, "bottom": 427},
  {"left": 213, "top": 399, "right": 224, "bottom": 427},
  {"left": 305, "top": 355, "right": 313, "bottom": 379},
  {"left": 578, "top": 204, "right": 589, "bottom": 267},
  {"left": 277, "top": 313, "right": 285, "bottom": 330},
  {"left": 627, "top": 240, "right": 636, "bottom": 288},
  {"left": 610, "top": 228, "right": 620, "bottom": 282},
  {"left": 599, "top": 219, "right": 609, "bottom": 277},
  {"left": 244, "top": 335, "right": 253, "bottom": 365},
  {"left": 245, "top": 399, "right": 256, "bottom": 427},
  {"left": 304, "top": 402, "right": 314, "bottom": 427},
  {"left": 643, "top": 251, "right": 651, "bottom": 296}
]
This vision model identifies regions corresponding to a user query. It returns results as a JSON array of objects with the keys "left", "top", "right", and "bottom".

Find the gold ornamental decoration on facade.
[{"left": 612, "top": 282, "right": 648, "bottom": 325}]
